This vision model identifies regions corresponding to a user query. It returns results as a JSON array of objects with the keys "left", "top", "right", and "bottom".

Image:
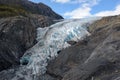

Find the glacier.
[{"left": 12, "top": 17, "right": 101, "bottom": 80}]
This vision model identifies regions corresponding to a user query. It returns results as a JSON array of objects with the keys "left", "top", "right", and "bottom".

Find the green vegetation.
[{"left": 0, "top": 5, "right": 29, "bottom": 18}]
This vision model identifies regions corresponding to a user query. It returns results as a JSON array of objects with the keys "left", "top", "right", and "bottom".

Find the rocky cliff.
[{"left": 0, "top": 15, "right": 57, "bottom": 71}]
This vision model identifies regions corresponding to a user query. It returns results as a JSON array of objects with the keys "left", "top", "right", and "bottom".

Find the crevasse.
[{"left": 17, "top": 17, "right": 101, "bottom": 80}]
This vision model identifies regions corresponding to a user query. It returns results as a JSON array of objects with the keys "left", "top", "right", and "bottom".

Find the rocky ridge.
[{"left": 0, "top": 0, "right": 63, "bottom": 19}]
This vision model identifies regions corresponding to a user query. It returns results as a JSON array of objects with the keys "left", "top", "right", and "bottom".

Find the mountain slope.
[
  {"left": 0, "top": 4, "right": 28, "bottom": 18},
  {"left": 0, "top": 0, "right": 63, "bottom": 19},
  {"left": 0, "top": 15, "right": 57, "bottom": 71},
  {"left": 0, "top": 0, "right": 63, "bottom": 71}
]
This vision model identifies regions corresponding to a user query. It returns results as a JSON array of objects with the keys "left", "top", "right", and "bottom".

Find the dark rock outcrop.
[
  {"left": 0, "top": 15, "right": 56, "bottom": 71},
  {"left": 0, "top": 0, "right": 63, "bottom": 74},
  {"left": 47, "top": 15, "right": 120, "bottom": 80}
]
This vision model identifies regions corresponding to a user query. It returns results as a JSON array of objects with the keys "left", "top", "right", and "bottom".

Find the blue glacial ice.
[{"left": 19, "top": 17, "right": 101, "bottom": 79}]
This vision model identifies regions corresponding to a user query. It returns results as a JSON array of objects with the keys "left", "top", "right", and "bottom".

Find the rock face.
[
  {"left": 0, "top": 15, "right": 56, "bottom": 71},
  {"left": 47, "top": 15, "right": 120, "bottom": 80},
  {"left": 0, "top": 0, "right": 63, "bottom": 19},
  {"left": 0, "top": 0, "right": 63, "bottom": 71}
]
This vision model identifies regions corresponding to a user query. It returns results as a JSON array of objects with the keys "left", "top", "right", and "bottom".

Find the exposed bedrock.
[{"left": 0, "top": 15, "right": 56, "bottom": 71}]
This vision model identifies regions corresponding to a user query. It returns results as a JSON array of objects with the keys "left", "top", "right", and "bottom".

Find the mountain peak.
[{"left": 0, "top": 0, "right": 63, "bottom": 19}]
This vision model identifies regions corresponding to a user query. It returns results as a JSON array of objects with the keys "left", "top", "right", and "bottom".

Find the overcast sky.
[{"left": 29, "top": 0, "right": 120, "bottom": 19}]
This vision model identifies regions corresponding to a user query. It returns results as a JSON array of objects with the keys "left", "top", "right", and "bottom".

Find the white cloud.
[
  {"left": 64, "top": 0, "right": 120, "bottom": 18},
  {"left": 64, "top": 0, "right": 99, "bottom": 18},
  {"left": 51, "top": 0, "right": 100, "bottom": 4},
  {"left": 64, "top": 4, "right": 91, "bottom": 18},
  {"left": 51, "top": 0, "right": 70, "bottom": 3},
  {"left": 94, "top": 5, "right": 120, "bottom": 17},
  {"left": 51, "top": 0, "right": 120, "bottom": 18},
  {"left": 71, "top": 0, "right": 99, "bottom": 5}
]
